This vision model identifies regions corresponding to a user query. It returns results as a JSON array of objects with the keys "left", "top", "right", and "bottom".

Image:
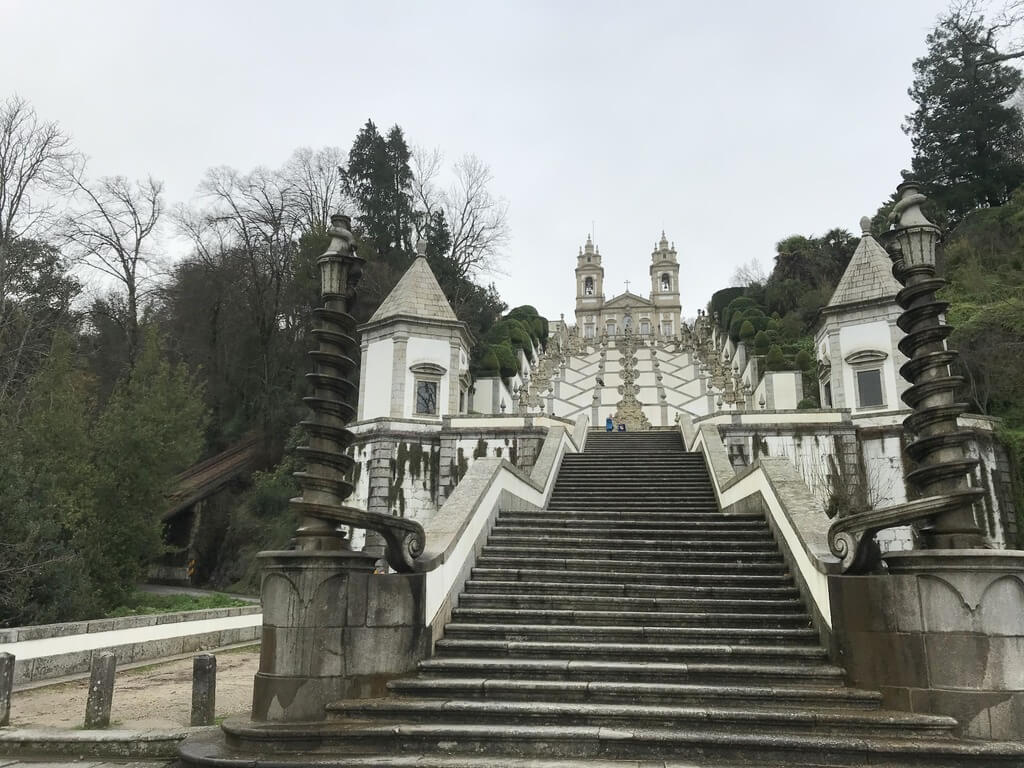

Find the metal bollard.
[
  {"left": 190, "top": 653, "right": 217, "bottom": 726},
  {"left": 0, "top": 652, "right": 14, "bottom": 726},
  {"left": 84, "top": 652, "right": 116, "bottom": 728}
]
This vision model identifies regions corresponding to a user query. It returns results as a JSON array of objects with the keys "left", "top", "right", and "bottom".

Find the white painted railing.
[
  {"left": 417, "top": 414, "right": 588, "bottom": 626},
  {"left": 681, "top": 416, "right": 841, "bottom": 629}
]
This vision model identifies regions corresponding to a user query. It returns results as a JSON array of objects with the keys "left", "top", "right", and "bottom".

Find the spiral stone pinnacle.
[
  {"left": 827, "top": 183, "right": 988, "bottom": 572},
  {"left": 291, "top": 214, "right": 363, "bottom": 551},
  {"left": 886, "top": 182, "right": 987, "bottom": 549},
  {"left": 289, "top": 215, "right": 425, "bottom": 570}
]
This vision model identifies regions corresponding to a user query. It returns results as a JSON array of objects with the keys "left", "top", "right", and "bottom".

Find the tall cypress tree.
[
  {"left": 342, "top": 120, "right": 415, "bottom": 266},
  {"left": 905, "top": 13, "right": 1024, "bottom": 227}
]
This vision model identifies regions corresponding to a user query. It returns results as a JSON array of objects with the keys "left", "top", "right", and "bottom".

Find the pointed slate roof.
[
  {"left": 825, "top": 218, "right": 902, "bottom": 310},
  {"left": 368, "top": 256, "right": 459, "bottom": 324}
]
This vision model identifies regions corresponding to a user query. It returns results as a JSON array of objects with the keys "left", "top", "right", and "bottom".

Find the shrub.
[
  {"left": 754, "top": 330, "right": 770, "bottom": 355},
  {"left": 766, "top": 345, "right": 787, "bottom": 371}
]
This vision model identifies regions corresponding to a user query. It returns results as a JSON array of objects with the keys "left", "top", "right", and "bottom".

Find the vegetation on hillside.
[
  {"left": 0, "top": 97, "right": 525, "bottom": 625},
  {"left": 708, "top": 2, "right": 1024, "bottom": 494}
]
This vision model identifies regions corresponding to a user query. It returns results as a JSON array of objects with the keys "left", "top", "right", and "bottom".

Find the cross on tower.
[{"left": 624, "top": 279, "right": 631, "bottom": 293}]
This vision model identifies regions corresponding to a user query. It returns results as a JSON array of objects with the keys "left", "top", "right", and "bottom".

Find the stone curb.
[
  {"left": 0, "top": 605, "right": 260, "bottom": 644},
  {"left": 12, "top": 624, "right": 261, "bottom": 686},
  {"left": 0, "top": 725, "right": 215, "bottom": 759}
]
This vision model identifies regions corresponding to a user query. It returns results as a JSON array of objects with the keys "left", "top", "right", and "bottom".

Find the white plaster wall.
[
  {"left": 362, "top": 338, "right": 393, "bottom": 419},
  {"left": 405, "top": 337, "right": 452, "bottom": 418},
  {"left": 837, "top": 321, "right": 900, "bottom": 412},
  {"left": 767, "top": 372, "right": 801, "bottom": 410},
  {"left": 471, "top": 377, "right": 513, "bottom": 415}
]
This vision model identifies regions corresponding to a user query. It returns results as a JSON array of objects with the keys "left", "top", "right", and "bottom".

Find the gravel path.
[{"left": 8, "top": 648, "right": 259, "bottom": 729}]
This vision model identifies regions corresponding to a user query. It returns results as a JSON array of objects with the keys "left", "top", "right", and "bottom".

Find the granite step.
[
  {"left": 487, "top": 532, "right": 778, "bottom": 546},
  {"left": 461, "top": 579, "right": 801, "bottom": 600},
  {"left": 386, "top": 676, "right": 883, "bottom": 711},
  {"left": 457, "top": 592, "right": 806, "bottom": 613},
  {"left": 449, "top": 608, "right": 811, "bottom": 628},
  {"left": 327, "top": 699, "right": 956, "bottom": 739},
  {"left": 469, "top": 567, "right": 794, "bottom": 587},
  {"left": 213, "top": 720, "right": 1024, "bottom": 766},
  {"left": 481, "top": 546, "right": 783, "bottom": 563},
  {"left": 433, "top": 638, "right": 829, "bottom": 664},
  {"left": 493, "top": 519, "right": 768, "bottom": 532},
  {"left": 495, "top": 509, "right": 761, "bottom": 523},
  {"left": 474, "top": 556, "right": 788, "bottom": 574},
  {"left": 417, "top": 656, "right": 847, "bottom": 686},
  {"left": 442, "top": 623, "right": 818, "bottom": 644}
]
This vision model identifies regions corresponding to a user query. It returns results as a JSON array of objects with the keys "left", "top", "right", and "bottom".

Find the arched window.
[
  {"left": 660, "top": 273, "right": 671, "bottom": 292},
  {"left": 584, "top": 277, "right": 594, "bottom": 296}
]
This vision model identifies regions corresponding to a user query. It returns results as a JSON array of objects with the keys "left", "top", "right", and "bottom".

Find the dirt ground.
[{"left": 10, "top": 647, "right": 259, "bottom": 730}]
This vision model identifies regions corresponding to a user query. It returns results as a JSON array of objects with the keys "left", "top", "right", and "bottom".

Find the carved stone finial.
[{"left": 860, "top": 216, "right": 871, "bottom": 236}]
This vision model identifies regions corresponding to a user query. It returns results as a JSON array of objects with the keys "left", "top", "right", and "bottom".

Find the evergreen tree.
[
  {"left": 0, "top": 333, "right": 98, "bottom": 625},
  {"left": 905, "top": 13, "right": 1024, "bottom": 226},
  {"left": 342, "top": 120, "right": 415, "bottom": 265},
  {"left": 80, "top": 330, "right": 208, "bottom": 607}
]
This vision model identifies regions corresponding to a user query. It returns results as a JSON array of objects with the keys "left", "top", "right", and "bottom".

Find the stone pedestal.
[
  {"left": 252, "top": 550, "right": 429, "bottom": 723},
  {"left": 831, "top": 550, "right": 1024, "bottom": 739}
]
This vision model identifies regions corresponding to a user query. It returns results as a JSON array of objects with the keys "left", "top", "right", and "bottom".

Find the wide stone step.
[
  {"left": 470, "top": 567, "right": 794, "bottom": 587},
  {"left": 417, "top": 656, "right": 846, "bottom": 686},
  {"left": 201, "top": 720, "right": 1024, "bottom": 767},
  {"left": 489, "top": 532, "right": 777, "bottom": 546},
  {"left": 387, "top": 676, "right": 883, "bottom": 711},
  {"left": 462, "top": 579, "right": 801, "bottom": 600},
  {"left": 450, "top": 606, "right": 810, "bottom": 626},
  {"left": 458, "top": 592, "right": 806, "bottom": 613},
  {"left": 482, "top": 546, "right": 782, "bottom": 564},
  {"left": 475, "top": 556, "right": 788, "bottom": 574},
  {"left": 433, "top": 638, "right": 829, "bottom": 664},
  {"left": 494, "top": 519, "right": 767, "bottom": 532},
  {"left": 442, "top": 622, "right": 817, "bottom": 643},
  {"left": 499, "top": 514, "right": 765, "bottom": 528},
  {"left": 545, "top": 503, "right": 723, "bottom": 512},
  {"left": 327, "top": 699, "right": 956, "bottom": 739}
]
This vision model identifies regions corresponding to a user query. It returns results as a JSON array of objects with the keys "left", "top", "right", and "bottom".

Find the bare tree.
[
  {"left": 0, "top": 96, "right": 77, "bottom": 288},
  {"left": 281, "top": 146, "right": 352, "bottom": 233},
  {"left": 946, "top": 0, "right": 1024, "bottom": 66},
  {"left": 729, "top": 258, "right": 768, "bottom": 287},
  {"left": 411, "top": 146, "right": 443, "bottom": 241},
  {"left": 444, "top": 155, "right": 510, "bottom": 278},
  {"left": 410, "top": 149, "right": 510, "bottom": 279},
  {"left": 0, "top": 97, "right": 79, "bottom": 407},
  {"left": 65, "top": 175, "right": 163, "bottom": 368},
  {"left": 193, "top": 165, "right": 300, "bottom": 426}
]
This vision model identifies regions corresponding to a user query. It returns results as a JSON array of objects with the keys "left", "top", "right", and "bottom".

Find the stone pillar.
[
  {"left": 84, "top": 652, "right": 116, "bottom": 728},
  {"left": 448, "top": 339, "right": 461, "bottom": 415},
  {"left": 437, "top": 431, "right": 458, "bottom": 507},
  {"left": 253, "top": 551, "right": 375, "bottom": 722},
  {"left": 390, "top": 331, "right": 409, "bottom": 418},
  {"left": 190, "top": 654, "right": 217, "bottom": 726},
  {"left": 0, "top": 652, "right": 13, "bottom": 726},
  {"left": 832, "top": 551, "right": 1024, "bottom": 739},
  {"left": 364, "top": 436, "right": 395, "bottom": 560}
]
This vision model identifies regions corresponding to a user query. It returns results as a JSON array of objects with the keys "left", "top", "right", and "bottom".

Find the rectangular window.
[
  {"left": 415, "top": 380, "right": 438, "bottom": 415},
  {"left": 823, "top": 381, "right": 833, "bottom": 408},
  {"left": 856, "top": 369, "right": 883, "bottom": 408}
]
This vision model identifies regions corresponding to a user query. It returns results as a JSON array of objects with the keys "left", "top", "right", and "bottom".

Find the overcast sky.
[{"left": 2, "top": 0, "right": 949, "bottom": 322}]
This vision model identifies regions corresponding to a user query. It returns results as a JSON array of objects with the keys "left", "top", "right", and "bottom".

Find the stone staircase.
[{"left": 184, "top": 429, "right": 1024, "bottom": 767}]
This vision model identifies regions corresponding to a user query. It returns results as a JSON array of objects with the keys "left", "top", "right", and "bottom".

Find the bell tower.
[
  {"left": 650, "top": 231, "right": 681, "bottom": 338},
  {"left": 575, "top": 234, "right": 604, "bottom": 339}
]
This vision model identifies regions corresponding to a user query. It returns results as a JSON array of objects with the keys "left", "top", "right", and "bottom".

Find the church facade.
[{"left": 573, "top": 232, "right": 682, "bottom": 340}]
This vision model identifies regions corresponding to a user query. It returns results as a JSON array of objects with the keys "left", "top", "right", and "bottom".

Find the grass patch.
[{"left": 106, "top": 590, "right": 250, "bottom": 617}]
